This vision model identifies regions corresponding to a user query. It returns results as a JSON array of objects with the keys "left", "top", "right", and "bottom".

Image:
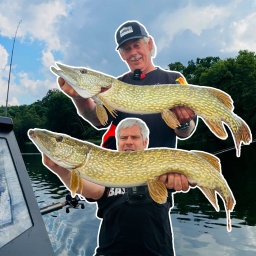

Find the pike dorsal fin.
[
  {"left": 208, "top": 87, "right": 234, "bottom": 110},
  {"left": 192, "top": 150, "right": 221, "bottom": 172}
]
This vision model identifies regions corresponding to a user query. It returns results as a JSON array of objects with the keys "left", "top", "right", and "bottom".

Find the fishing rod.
[
  {"left": 40, "top": 193, "right": 85, "bottom": 215},
  {"left": 5, "top": 20, "right": 22, "bottom": 117},
  {"left": 213, "top": 139, "right": 255, "bottom": 155}
]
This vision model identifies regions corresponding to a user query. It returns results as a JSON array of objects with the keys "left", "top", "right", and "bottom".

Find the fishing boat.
[
  {"left": 0, "top": 116, "right": 86, "bottom": 255},
  {"left": 0, "top": 116, "right": 55, "bottom": 255}
]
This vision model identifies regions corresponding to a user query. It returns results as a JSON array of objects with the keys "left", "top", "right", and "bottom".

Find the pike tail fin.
[
  {"left": 199, "top": 186, "right": 236, "bottom": 232},
  {"left": 206, "top": 87, "right": 251, "bottom": 157},
  {"left": 204, "top": 114, "right": 252, "bottom": 157},
  {"left": 226, "top": 194, "right": 236, "bottom": 232},
  {"left": 231, "top": 115, "right": 252, "bottom": 157}
]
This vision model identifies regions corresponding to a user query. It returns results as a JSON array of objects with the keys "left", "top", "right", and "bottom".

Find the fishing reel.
[
  {"left": 40, "top": 193, "right": 85, "bottom": 215},
  {"left": 65, "top": 194, "right": 85, "bottom": 213}
]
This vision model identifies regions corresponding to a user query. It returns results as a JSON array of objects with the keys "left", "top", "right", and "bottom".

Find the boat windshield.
[{"left": 0, "top": 138, "right": 32, "bottom": 248}]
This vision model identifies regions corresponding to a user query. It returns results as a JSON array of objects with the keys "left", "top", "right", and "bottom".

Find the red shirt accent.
[{"left": 101, "top": 124, "right": 117, "bottom": 147}]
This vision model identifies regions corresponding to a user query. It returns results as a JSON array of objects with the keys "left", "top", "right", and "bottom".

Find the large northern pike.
[
  {"left": 51, "top": 63, "right": 252, "bottom": 157},
  {"left": 28, "top": 128, "right": 236, "bottom": 231}
]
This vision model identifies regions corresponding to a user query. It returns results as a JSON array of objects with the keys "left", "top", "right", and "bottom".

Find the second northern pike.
[
  {"left": 51, "top": 63, "right": 252, "bottom": 157},
  {"left": 28, "top": 128, "right": 236, "bottom": 232}
]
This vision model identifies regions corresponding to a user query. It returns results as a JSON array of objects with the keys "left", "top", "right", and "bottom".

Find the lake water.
[{"left": 22, "top": 141, "right": 256, "bottom": 256}]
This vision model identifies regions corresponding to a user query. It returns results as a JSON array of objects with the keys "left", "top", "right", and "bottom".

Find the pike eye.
[
  {"left": 56, "top": 136, "right": 63, "bottom": 142},
  {"left": 80, "top": 69, "right": 87, "bottom": 74}
]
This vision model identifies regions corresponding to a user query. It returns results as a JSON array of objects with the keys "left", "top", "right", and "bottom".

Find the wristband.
[{"left": 177, "top": 122, "right": 190, "bottom": 130}]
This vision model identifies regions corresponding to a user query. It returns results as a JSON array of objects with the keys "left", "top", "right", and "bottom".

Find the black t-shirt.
[
  {"left": 93, "top": 187, "right": 175, "bottom": 256},
  {"left": 88, "top": 68, "right": 186, "bottom": 255},
  {"left": 101, "top": 67, "right": 186, "bottom": 150}
]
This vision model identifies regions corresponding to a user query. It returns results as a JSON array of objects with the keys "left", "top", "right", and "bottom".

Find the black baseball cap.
[{"left": 115, "top": 21, "right": 149, "bottom": 50}]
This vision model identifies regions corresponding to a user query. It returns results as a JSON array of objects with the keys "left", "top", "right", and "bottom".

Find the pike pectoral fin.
[
  {"left": 161, "top": 109, "right": 180, "bottom": 129},
  {"left": 147, "top": 178, "right": 168, "bottom": 204},
  {"left": 70, "top": 170, "right": 82, "bottom": 197},
  {"left": 99, "top": 95, "right": 118, "bottom": 119},
  {"left": 204, "top": 119, "right": 228, "bottom": 139},
  {"left": 79, "top": 176, "right": 83, "bottom": 195},
  {"left": 96, "top": 103, "right": 109, "bottom": 125},
  {"left": 199, "top": 186, "right": 219, "bottom": 211}
]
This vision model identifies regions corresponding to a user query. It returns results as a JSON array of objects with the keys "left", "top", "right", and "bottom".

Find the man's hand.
[
  {"left": 159, "top": 173, "right": 193, "bottom": 192},
  {"left": 171, "top": 106, "right": 195, "bottom": 124},
  {"left": 57, "top": 77, "right": 102, "bottom": 126},
  {"left": 58, "top": 77, "right": 82, "bottom": 100},
  {"left": 171, "top": 106, "right": 196, "bottom": 138}
]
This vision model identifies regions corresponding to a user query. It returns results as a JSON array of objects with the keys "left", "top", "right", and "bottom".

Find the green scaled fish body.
[
  {"left": 51, "top": 63, "right": 252, "bottom": 157},
  {"left": 28, "top": 128, "right": 236, "bottom": 232}
]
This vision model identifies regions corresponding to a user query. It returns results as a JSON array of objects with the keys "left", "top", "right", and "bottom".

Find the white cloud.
[
  {"left": 0, "top": 68, "right": 57, "bottom": 106},
  {"left": 15, "top": 71, "right": 57, "bottom": 102},
  {"left": 0, "top": 45, "right": 10, "bottom": 106},
  {"left": 1, "top": 0, "right": 256, "bottom": 106},
  {"left": 154, "top": 3, "right": 229, "bottom": 53},
  {"left": 0, "top": 0, "right": 69, "bottom": 46},
  {"left": 0, "top": 0, "right": 70, "bottom": 106},
  {"left": 22, "top": 1, "right": 70, "bottom": 50},
  {"left": 0, "top": 45, "right": 8, "bottom": 68},
  {"left": 1, "top": 96, "right": 19, "bottom": 107},
  {"left": 222, "top": 12, "right": 256, "bottom": 52},
  {"left": 42, "top": 49, "right": 56, "bottom": 69}
]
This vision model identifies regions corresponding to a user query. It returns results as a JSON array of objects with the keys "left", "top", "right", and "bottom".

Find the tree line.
[
  {"left": 0, "top": 50, "right": 255, "bottom": 152},
  {"left": 0, "top": 89, "right": 105, "bottom": 147}
]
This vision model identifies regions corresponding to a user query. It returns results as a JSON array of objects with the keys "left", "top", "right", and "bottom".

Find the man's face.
[
  {"left": 119, "top": 38, "right": 153, "bottom": 73},
  {"left": 117, "top": 125, "right": 148, "bottom": 152}
]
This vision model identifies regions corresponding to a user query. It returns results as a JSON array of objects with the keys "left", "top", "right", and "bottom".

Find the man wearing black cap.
[{"left": 44, "top": 20, "right": 197, "bottom": 255}]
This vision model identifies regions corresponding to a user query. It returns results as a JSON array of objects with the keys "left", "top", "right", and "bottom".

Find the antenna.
[{"left": 5, "top": 20, "right": 22, "bottom": 117}]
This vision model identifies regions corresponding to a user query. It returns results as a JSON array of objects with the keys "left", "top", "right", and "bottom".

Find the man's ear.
[
  {"left": 148, "top": 37, "right": 153, "bottom": 52},
  {"left": 144, "top": 138, "right": 149, "bottom": 149},
  {"left": 119, "top": 50, "right": 126, "bottom": 61}
]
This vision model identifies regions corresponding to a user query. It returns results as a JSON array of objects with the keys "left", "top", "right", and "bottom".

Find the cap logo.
[{"left": 120, "top": 26, "right": 133, "bottom": 38}]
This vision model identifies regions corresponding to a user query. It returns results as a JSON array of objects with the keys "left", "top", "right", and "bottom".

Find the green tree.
[
  {"left": 168, "top": 57, "right": 220, "bottom": 84},
  {"left": 41, "top": 89, "right": 104, "bottom": 141},
  {"left": 168, "top": 52, "right": 255, "bottom": 152}
]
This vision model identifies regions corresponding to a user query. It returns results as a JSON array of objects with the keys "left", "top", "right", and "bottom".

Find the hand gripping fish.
[
  {"left": 28, "top": 128, "right": 236, "bottom": 232},
  {"left": 50, "top": 63, "right": 252, "bottom": 157}
]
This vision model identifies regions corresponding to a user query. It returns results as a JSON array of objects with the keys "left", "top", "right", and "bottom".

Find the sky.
[{"left": 1, "top": 0, "right": 256, "bottom": 106}]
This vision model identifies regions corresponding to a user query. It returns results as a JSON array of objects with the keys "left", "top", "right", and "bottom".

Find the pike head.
[
  {"left": 51, "top": 63, "right": 113, "bottom": 98},
  {"left": 28, "top": 129, "right": 88, "bottom": 169}
]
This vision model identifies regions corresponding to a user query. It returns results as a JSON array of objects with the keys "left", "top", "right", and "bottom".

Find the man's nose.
[
  {"left": 125, "top": 136, "right": 133, "bottom": 144},
  {"left": 130, "top": 47, "right": 138, "bottom": 56}
]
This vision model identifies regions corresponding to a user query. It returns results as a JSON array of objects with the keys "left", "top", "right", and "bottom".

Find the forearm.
[
  {"left": 72, "top": 96, "right": 102, "bottom": 127},
  {"left": 174, "top": 118, "right": 196, "bottom": 138},
  {"left": 43, "top": 155, "right": 104, "bottom": 199}
]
